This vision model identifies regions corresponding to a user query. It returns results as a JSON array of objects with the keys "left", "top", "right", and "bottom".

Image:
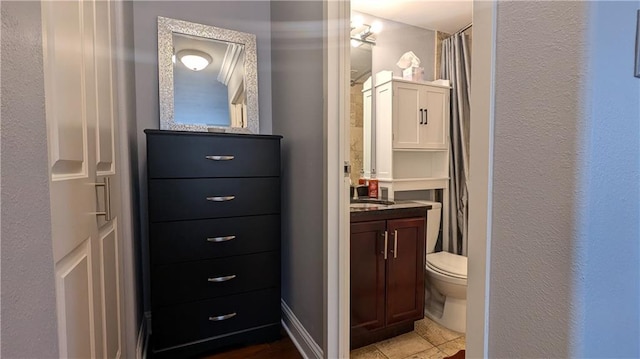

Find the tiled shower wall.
[{"left": 350, "top": 83, "right": 364, "bottom": 185}]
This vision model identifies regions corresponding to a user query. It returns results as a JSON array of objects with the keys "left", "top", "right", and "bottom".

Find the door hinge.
[{"left": 344, "top": 161, "right": 351, "bottom": 177}]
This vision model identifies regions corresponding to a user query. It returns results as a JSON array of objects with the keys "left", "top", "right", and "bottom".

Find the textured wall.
[
  {"left": 271, "top": 0, "right": 324, "bottom": 345},
  {"left": 0, "top": 1, "right": 60, "bottom": 357},
  {"left": 489, "top": 2, "right": 587, "bottom": 357},
  {"left": 575, "top": 1, "right": 640, "bottom": 357},
  {"left": 350, "top": 83, "right": 364, "bottom": 184},
  {"left": 132, "top": 1, "right": 273, "bottom": 311}
]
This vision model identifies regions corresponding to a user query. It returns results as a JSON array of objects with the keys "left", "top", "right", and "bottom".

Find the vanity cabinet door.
[
  {"left": 350, "top": 220, "right": 387, "bottom": 335},
  {"left": 385, "top": 217, "right": 425, "bottom": 326}
]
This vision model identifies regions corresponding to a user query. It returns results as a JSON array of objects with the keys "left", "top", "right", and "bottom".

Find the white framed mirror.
[{"left": 157, "top": 16, "right": 259, "bottom": 133}]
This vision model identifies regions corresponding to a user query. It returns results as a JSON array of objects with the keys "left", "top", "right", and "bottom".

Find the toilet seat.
[{"left": 426, "top": 252, "right": 467, "bottom": 279}]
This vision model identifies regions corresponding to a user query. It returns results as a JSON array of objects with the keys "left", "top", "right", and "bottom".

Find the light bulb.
[
  {"left": 370, "top": 21, "right": 383, "bottom": 34},
  {"left": 351, "top": 15, "right": 364, "bottom": 30}
]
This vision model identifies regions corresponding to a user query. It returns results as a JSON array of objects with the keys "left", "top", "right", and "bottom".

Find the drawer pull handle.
[
  {"left": 206, "top": 196, "right": 235, "bottom": 202},
  {"left": 207, "top": 235, "right": 236, "bottom": 243},
  {"left": 205, "top": 155, "right": 235, "bottom": 161},
  {"left": 209, "top": 312, "right": 237, "bottom": 322},
  {"left": 208, "top": 274, "right": 237, "bottom": 283}
]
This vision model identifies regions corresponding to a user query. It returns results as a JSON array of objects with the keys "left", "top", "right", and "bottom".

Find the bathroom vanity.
[{"left": 350, "top": 202, "right": 429, "bottom": 349}]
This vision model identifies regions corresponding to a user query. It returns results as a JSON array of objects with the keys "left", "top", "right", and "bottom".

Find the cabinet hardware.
[
  {"left": 384, "top": 231, "right": 389, "bottom": 260},
  {"left": 394, "top": 230, "right": 398, "bottom": 258},
  {"left": 208, "top": 312, "right": 237, "bottom": 321},
  {"left": 205, "top": 155, "right": 234, "bottom": 161},
  {"left": 207, "top": 274, "right": 237, "bottom": 282},
  {"left": 419, "top": 109, "right": 424, "bottom": 124},
  {"left": 206, "top": 235, "right": 236, "bottom": 242},
  {"left": 206, "top": 196, "right": 235, "bottom": 202},
  {"left": 424, "top": 108, "right": 428, "bottom": 125},
  {"left": 93, "top": 177, "right": 112, "bottom": 221}
]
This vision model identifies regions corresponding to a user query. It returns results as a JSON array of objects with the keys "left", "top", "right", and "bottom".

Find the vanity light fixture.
[
  {"left": 176, "top": 49, "right": 212, "bottom": 71},
  {"left": 350, "top": 19, "right": 382, "bottom": 47}
]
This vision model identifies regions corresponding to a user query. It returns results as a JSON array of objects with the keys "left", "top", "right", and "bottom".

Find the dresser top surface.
[{"left": 144, "top": 129, "right": 283, "bottom": 140}]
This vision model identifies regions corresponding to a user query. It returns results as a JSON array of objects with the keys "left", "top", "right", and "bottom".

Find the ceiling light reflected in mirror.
[{"left": 176, "top": 49, "right": 212, "bottom": 71}]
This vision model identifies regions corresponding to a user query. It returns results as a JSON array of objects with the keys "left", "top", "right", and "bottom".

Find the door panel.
[
  {"left": 42, "top": 0, "right": 87, "bottom": 177},
  {"left": 100, "top": 224, "right": 122, "bottom": 358},
  {"left": 386, "top": 217, "right": 425, "bottom": 325},
  {"left": 95, "top": 0, "right": 116, "bottom": 175},
  {"left": 350, "top": 221, "right": 386, "bottom": 335},
  {"left": 55, "top": 239, "right": 96, "bottom": 358}
]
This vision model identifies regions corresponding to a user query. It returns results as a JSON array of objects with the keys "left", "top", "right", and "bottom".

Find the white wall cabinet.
[
  {"left": 363, "top": 71, "right": 452, "bottom": 249},
  {"left": 383, "top": 80, "right": 449, "bottom": 150}
]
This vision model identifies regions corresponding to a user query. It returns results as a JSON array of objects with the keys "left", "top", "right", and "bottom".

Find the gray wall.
[
  {"left": 0, "top": 1, "right": 59, "bottom": 357},
  {"left": 353, "top": 11, "right": 436, "bottom": 81},
  {"left": 489, "top": 2, "right": 587, "bottom": 356},
  {"left": 116, "top": 0, "right": 144, "bottom": 355},
  {"left": 271, "top": 0, "right": 324, "bottom": 346},
  {"left": 488, "top": 1, "right": 640, "bottom": 357},
  {"left": 576, "top": 1, "right": 639, "bottom": 356},
  {"left": 132, "top": 1, "right": 272, "bottom": 311}
]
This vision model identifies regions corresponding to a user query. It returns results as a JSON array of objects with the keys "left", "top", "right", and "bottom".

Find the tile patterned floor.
[{"left": 350, "top": 317, "right": 465, "bottom": 359}]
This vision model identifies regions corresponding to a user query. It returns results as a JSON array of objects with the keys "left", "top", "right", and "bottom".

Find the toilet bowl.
[{"left": 414, "top": 200, "right": 467, "bottom": 333}]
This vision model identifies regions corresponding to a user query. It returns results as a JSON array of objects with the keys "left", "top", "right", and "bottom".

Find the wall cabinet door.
[
  {"left": 391, "top": 82, "right": 449, "bottom": 150},
  {"left": 419, "top": 88, "right": 448, "bottom": 149},
  {"left": 392, "top": 82, "right": 423, "bottom": 149},
  {"left": 350, "top": 221, "right": 387, "bottom": 335},
  {"left": 385, "top": 217, "right": 425, "bottom": 326}
]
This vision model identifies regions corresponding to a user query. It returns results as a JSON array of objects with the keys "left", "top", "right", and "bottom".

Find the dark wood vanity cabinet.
[
  {"left": 350, "top": 209, "right": 426, "bottom": 349},
  {"left": 145, "top": 130, "right": 282, "bottom": 358}
]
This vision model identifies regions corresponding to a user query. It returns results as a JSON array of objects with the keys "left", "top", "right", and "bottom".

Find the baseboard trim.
[
  {"left": 136, "top": 318, "right": 149, "bottom": 359},
  {"left": 281, "top": 300, "right": 323, "bottom": 359}
]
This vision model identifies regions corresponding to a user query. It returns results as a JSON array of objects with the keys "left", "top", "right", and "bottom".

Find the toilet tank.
[{"left": 413, "top": 201, "right": 442, "bottom": 253}]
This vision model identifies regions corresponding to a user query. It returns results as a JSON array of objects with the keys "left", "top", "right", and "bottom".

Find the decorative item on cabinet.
[{"left": 145, "top": 129, "right": 282, "bottom": 358}]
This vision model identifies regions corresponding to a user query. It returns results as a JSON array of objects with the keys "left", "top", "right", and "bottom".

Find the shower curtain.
[{"left": 440, "top": 32, "right": 471, "bottom": 256}]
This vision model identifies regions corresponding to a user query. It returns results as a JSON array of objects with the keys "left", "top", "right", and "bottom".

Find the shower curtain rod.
[{"left": 453, "top": 23, "right": 472, "bottom": 35}]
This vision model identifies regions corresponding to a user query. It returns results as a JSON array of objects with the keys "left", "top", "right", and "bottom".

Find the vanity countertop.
[{"left": 350, "top": 201, "right": 431, "bottom": 221}]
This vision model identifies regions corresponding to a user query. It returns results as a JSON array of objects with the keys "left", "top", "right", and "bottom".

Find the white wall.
[
  {"left": 575, "top": 1, "right": 640, "bottom": 357},
  {"left": 352, "top": 11, "right": 436, "bottom": 81},
  {"left": 0, "top": 2, "right": 59, "bottom": 356},
  {"left": 271, "top": 0, "right": 325, "bottom": 347},
  {"left": 488, "top": 1, "right": 640, "bottom": 357}
]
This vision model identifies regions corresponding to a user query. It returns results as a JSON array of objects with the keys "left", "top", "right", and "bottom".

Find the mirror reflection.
[
  {"left": 157, "top": 16, "right": 259, "bottom": 133},
  {"left": 172, "top": 33, "right": 246, "bottom": 128}
]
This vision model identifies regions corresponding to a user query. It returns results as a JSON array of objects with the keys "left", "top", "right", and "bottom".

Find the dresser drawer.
[
  {"left": 152, "top": 288, "right": 280, "bottom": 350},
  {"left": 151, "top": 251, "right": 280, "bottom": 307},
  {"left": 147, "top": 133, "right": 280, "bottom": 179},
  {"left": 150, "top": 215, "right": 280, "bottom": 264},
  {"left": 148, "top": 177, "right": 280, "bottom": 222}
]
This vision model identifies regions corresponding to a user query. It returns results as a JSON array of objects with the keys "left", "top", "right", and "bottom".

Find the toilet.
[{"left": 416, "top": 200, "right": 467, "bottom": 333}]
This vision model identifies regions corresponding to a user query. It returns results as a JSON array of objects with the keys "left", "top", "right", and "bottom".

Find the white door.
[{"left": 42, "top": 0, "right": 124, "bottom": 357}]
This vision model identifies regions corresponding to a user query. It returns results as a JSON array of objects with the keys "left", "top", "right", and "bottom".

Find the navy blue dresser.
[{"left": 145, "top": 130, "right": 282, "bottom": 358}]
